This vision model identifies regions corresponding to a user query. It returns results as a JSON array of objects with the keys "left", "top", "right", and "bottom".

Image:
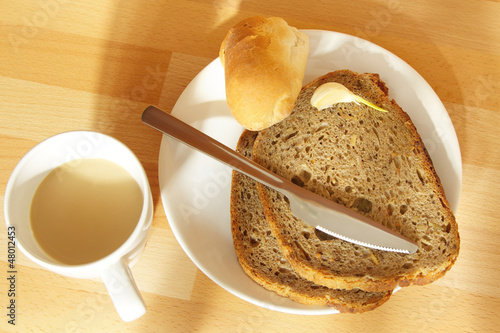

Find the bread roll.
[{"left": 220, "top": 16, "right": 309, "bottom": 131}]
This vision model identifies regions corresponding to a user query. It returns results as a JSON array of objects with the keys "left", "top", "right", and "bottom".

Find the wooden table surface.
[{"left": 1, "top": 1, "right": 499, "bottom": 332}]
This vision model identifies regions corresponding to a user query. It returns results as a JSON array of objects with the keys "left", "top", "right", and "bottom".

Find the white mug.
[{"left": 4, "top": 131, "right": 153, "bottom": 322}]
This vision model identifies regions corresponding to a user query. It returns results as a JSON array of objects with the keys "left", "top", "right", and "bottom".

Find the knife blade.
[{"left": 142, "top": 105, "right": 418, "bottom": 254}]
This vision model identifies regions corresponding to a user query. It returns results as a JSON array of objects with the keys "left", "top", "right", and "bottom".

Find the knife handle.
[{"left": 141, "top": 106, "right": 287, "bottom": 192}]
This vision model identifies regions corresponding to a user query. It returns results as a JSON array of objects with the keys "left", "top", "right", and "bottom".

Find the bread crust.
[
  {"left": 253, "top": 70, "right": 460, "bottom": 292},
  {"left": 230, "top": 130, "right": 392, "bottom": 312},
  {"left": 220, "top": 16, "right": 309, "bottom": 131}
]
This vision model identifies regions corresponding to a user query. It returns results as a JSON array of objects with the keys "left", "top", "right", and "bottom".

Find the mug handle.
[{"left": 101, "top": 259, "right": 146, "bottom": 322}]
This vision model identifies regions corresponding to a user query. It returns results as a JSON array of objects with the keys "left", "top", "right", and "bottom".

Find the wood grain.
[{"left": 1, "top": 0, "right": 499, "bottom": 331}]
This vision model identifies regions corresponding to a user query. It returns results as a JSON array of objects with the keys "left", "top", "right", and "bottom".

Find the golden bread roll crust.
[{"left": 220, "top": 16, "right": 309, "bottom": 130}]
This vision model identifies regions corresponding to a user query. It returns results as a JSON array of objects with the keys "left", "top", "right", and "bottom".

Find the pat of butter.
[
  {"left": 310, "top": 82, "right": 358, "bottom": 110},
  {"left": 311, "top": 82, "right": 388, "bottom": 113}
]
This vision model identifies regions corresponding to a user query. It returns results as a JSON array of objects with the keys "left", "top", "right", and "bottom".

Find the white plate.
[{"left": 158, "top": 30, "right": 462, "bottom": 315}]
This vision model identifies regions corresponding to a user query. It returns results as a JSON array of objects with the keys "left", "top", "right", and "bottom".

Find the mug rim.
[{"left": 4, "top": 130, "right": 153, "bottom": 275}]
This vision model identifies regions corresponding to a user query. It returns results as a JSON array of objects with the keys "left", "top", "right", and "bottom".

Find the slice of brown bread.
[
  {"left": 252, "top": 70, "right": 460, "bottom": 292},
  {"left": 230, "top": 130, "right": 392, "bottom": 313}
]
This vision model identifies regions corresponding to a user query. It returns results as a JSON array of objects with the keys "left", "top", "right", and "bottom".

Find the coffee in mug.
[{"left": 30, "top": 158, "right": 143, "bottom": 265}]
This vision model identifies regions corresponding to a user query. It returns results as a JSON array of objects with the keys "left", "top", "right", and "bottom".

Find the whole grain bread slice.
[
  {"left": 230, "top": 130, "right": 392, "bottom": 313},
  {"left": 252, "top": 70, "right": 460, "bottom": 292}
]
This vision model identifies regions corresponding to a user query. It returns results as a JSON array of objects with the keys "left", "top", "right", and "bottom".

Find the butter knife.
[{"left": 142, "top": 106, "right": 418, "bottom": 254}]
